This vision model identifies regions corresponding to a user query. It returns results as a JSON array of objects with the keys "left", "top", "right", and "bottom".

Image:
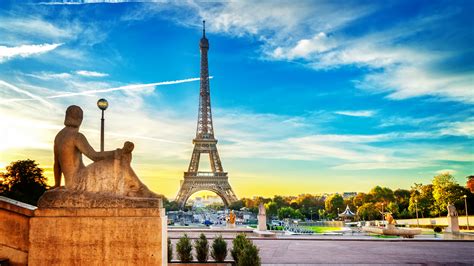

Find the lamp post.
[
  {"left": 337, "top": 207, "right": 340, "bottom": 220},
  {"left": 464, "top": 195, "right": 469, "bottom": 230},
  {"left": 97, "top": 98, "right": 109, "bottom": 152},
  {"left": 381, "top": 203, "right": 384, "bottom": 221},
  {"left": 415, "top": 199, "right": 419, "bottom": 227},
  {"left": 310, "top": 209, "right": 313, "bottom": 222}
]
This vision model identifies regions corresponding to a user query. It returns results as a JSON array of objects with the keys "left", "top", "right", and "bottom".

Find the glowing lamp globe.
[{"left": 97, "top": 98, "right": 109, "bottom": 111}]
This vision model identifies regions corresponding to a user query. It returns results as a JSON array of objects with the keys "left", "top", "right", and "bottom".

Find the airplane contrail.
[
  {"left": 47, "top": 77, "right": 207, "bottom": 98},
  {"left": 0, "top": 80, "right": 53, "bottom": 107},
  {"left": 0, "top": 77, "right": 208, "bottom": 103}
]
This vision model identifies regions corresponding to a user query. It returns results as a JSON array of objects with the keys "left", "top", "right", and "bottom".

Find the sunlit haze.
[{"left": 0, "top": 1, "right": 473, "bottom": 199}]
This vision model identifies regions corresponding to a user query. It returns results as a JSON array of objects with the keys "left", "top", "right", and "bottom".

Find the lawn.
[{"left": 302, "top": 226, "right": 342, "bottom": 233}]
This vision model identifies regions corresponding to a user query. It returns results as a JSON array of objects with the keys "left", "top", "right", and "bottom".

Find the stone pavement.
[{"left": 254, "top": 239, "right": 474, "bottom": 264}]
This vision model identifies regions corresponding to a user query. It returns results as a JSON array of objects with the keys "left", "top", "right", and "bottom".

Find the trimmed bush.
[
  {"left": 176, "top": 234, "right": 193, "bottom": 262},
  {"left": 434, "top": 227, "right": 442, "bottom": 233},
  {"left": 194, "top": 233, "right": 209, "bottom": 262},
  {"left": 211, "top": 235, "right": 228, "bottom": 262},
  {"left": 231, "top": 233, "right": 251, "bottom": 263},
  {"left": 238, "top": 242, "right": 261, "bottom": 266},
  {"left": 167, "top": 237, "right": 173, "bottom": 262}
]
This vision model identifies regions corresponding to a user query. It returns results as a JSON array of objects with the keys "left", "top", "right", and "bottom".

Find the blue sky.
[{"left": 0, "top": 0, "right": 473, "bottom": 198}]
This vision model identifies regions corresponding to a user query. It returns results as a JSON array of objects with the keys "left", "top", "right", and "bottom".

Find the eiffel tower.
[{"left": 175, "top": 21, "right": 238, "bottom": 208}]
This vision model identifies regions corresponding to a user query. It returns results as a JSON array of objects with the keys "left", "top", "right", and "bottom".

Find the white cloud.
[
  {"left": 358, "top": 66, "right": 474, "bottom": 103},
  {"left": 76, "top": 70, "right": 109, "bottom": 77},
  {"left": 334, "top": 110, "right": 376, "bottom": 117},
  {"left": 25, "top": 72, "right": 73, "bottom": 80},
  {"left": 131, "top": 1, "right": 472, "bottom": 104},
  {"left": 0, "top": 43, "right": 62, "bottom": 63}
]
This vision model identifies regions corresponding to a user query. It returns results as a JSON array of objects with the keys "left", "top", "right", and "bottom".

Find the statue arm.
[{"left": 75, "top": 133, "right": 116, "bottom": 162}]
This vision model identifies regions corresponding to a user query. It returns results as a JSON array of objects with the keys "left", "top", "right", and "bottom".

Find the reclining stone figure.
[{"left": 38, "top": 105, "right": 161, "bottom": 208}]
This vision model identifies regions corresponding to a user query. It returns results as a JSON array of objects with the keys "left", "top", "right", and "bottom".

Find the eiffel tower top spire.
[
  {"left": 202, "top": 20, "right": 206, "bottom": 38},
  {"left": 196, "top": 19, "right": 213, "bottom": 139}
]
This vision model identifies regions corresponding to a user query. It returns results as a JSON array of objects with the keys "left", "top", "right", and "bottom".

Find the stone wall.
[
  {"left": 0, "top": 196, "right": 167, "bottom": 265},
  {"left": 0, "top": 196, "right": 36, "bottom": 266},
  {"left": 396, "top": 216, "right": 474, "bottom": 227},
  {"left": 28, "top": 207, "right": 167, "bottom": 265}
]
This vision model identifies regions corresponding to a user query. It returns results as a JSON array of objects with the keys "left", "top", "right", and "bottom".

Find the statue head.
[{"left": 64, "top": 105, "right": 83, "bottom": 128}]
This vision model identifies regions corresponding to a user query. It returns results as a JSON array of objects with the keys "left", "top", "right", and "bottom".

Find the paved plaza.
[
  {"left": 253, "top": 239, "right": 474, "bottom": 264},
  {"left": 169, "top": 232, "right": 474, "bottom": 264}
]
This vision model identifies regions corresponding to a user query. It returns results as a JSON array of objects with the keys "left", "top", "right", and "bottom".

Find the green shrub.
[
  {"left": 238, "top": 242, "right": 261, "bottom": 266},
  {"left": 211, "top": 235, "right": 228, "bottom": 262},
  {"left": 167, "top": 238, "right": 173, "bottom": 262},
  {"left": 434, "top": 227, "right": 442, "bottom": 233},
  {"left": 176, "top": 234, "right": 193, "bottom": 262},
  {"left": 194, "top": 233, "right": 209, "bottom": 262},
  {"left": 231, "top": 233, "right": 251, "bottom": 263}
]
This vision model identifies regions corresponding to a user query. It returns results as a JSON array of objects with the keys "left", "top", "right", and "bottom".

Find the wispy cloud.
[
  {"left": 0, "top": 43, "right": 62, "bottom": 63},
  {"left": 334, "top": 110, "right": 376, "bottom": 117},
  {"left": 47, "top": 77, "right": 204, "bottom": 98},
  {"left": 76, "top": 70, "right": 109, "bottom": 77},
  {"left": 125, "top": 1, "right": 473, "bottom": 104},
  {"left": 0, "top": 80, "right": 54, "bottom": 108}
]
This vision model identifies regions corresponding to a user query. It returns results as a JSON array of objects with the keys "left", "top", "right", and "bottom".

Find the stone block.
[{"left": 28, "top": 207, "right": 167, "bottom": 265}]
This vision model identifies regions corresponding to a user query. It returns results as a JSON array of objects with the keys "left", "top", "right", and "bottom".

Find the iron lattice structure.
[{"left": 175, "top": 21, "right": 238, "bottom": 208}]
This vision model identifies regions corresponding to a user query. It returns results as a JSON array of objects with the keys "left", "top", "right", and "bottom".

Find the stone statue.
[
  {"left": 447, "top": 203, "right": 458, "bottom": 217},
  {"left": 446, "top": 203, "right": 460, "bottom": 233},
  {"left": 38, "top": 105, "right": 161, "bottom": 208},
  {"left": 257, "top": 203, "right": 267, "bottom": 231},
  {"left": 385, "top": 213, "right": 396, "bottom": 225},
  {"left": 229, "top": 210, "right": 236, "bottom": 224}
]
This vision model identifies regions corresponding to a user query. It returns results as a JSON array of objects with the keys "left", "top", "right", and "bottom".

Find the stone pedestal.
[
  {"left": 258, "top": 213, "right": 266, "bottom": 231},
  {"left": 446, "top": 215, "right": 460, "bottom": 233},
  {"left": 28, "top": 207, "right": 167, "bottom": 265}
]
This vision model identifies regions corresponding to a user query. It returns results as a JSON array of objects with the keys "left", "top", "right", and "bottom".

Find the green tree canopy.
[
  {"left": 432, "top": 173, "right": 458, "bottom": 215},
  {"left": 369, "top": 186, "right": 394, "bottom": 203},
  {"left": 358, "top": 203, "right": 379, "bottom": 221},
  {"left": 0, "top": 159, "right": 48, "bottom": 205},
  {"left": 324, "top": 194, "right": 344, "bottom": 216}
]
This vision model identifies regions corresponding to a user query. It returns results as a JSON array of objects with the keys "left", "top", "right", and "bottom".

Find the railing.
[{"left": 185, "top": 171, "right": 227, "bottom": 176}]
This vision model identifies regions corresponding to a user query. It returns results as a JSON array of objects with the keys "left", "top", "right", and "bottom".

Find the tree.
[
  {"left": 467, "top": 175, "right": 474, "bottom": 193},
  {"left": 369, "top": 186, "right": 394, "bottom": 204},
  {"left": 211, "top": 235, "right": 227, "bottom": 262},
  {"left": 194, "top": 233, "right": 209, "bottom": 262},
  {"left": 352, "top": 192, "right": 370, "bottom": 207},
  {"left": 432, "top": 173, "right": 457, "bottom": 215},
  {"left": 176, "top": 234, "right": 193, "bottom": 262},
  {"left": 358, "top": 203, "right": 379, "bottom": 220},
  {"left": 409, "top": 183, "right": 435, "bottom": 218},
  {"left": 394, "top": 189, "right": 411, "bottom": 211},
  {"left": 324, "top": 194, "right": 344, "bottom": 216},
  {"left": 164, "top": 198, "right": 179, "bottom": 211},
  {"left": 229, "top": 200, "right": 244, "bottom": 210},
  {"left": 277, "top": 207, "right": 303, "bottom": 220},
  {"left": 264, "top": 201, "right": 278, "bottom": 218},
  {"left": 0, "top": 159, "right": 48, "bottom": 205}
]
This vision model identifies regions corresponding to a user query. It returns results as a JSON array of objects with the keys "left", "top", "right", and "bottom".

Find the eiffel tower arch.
[{"left": 176, "top": 21, "right": 238, "bottom": 208}]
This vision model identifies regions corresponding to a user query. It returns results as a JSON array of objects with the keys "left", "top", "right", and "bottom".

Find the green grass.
[{"left": 302, "top": 226, "right": 342, "bottom": 233}]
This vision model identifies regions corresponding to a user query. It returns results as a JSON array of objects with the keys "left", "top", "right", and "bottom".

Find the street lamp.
[
  {"left": 463, "top": 195, "right": 469, "bottom": 230},
  {"left": 310, "top": 209, "right": 313, "bottom": 222},
  {"left": 415, "top": 199, "right": 419, "bottom": 227},
  {"left": 97, "top": 98, "right": 109, "bottom": 152},
  {"left": 381, "top": 203, "right": 384, "bottom": 221}
]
